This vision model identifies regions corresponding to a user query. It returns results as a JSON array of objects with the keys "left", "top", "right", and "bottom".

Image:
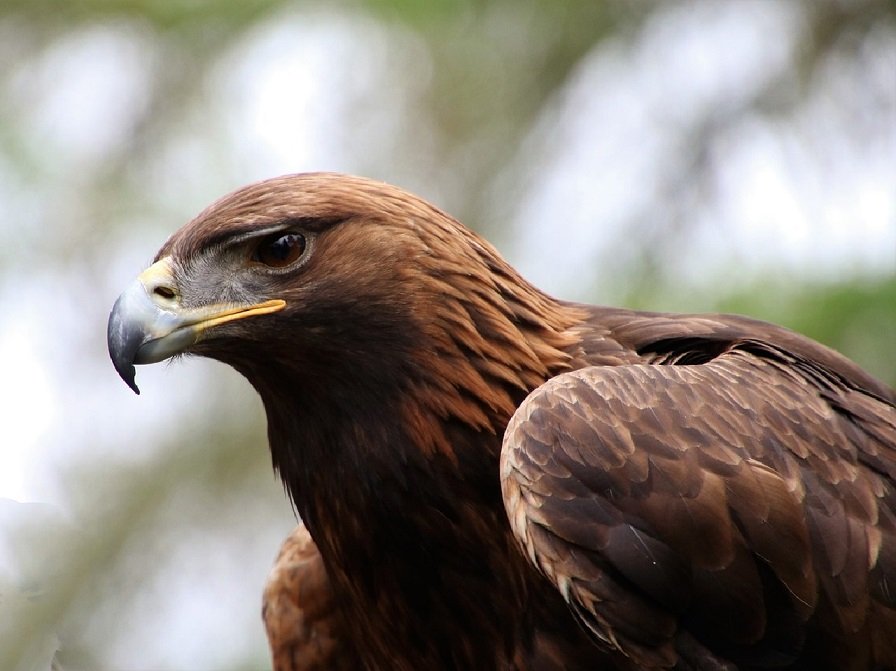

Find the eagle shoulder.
[{"left": 500, "top": 342, "right": 896, "bottom": 669}]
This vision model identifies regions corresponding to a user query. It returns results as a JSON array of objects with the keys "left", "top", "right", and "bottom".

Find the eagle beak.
[{"left": 107, "top": 257, "right": 286, "bottom": 394}]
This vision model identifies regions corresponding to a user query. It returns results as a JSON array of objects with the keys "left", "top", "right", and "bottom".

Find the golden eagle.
[{"left": 108, "top": 173, "right": 896, "bottom": 670}]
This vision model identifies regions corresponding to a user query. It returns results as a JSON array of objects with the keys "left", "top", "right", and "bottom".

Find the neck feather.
[{"left": 241, "top": 234, "right": 588, "bottom": 666}]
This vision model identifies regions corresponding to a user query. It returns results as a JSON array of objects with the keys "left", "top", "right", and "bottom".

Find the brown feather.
[
  {"left": 503, "top": 351, "right": 896, "bottom": 669},
  {"left": 137, "top": 173, "right": 895, "bottom": 670},
  {"left": 262, "top": 524, "right": 359, "bottom": 671}
]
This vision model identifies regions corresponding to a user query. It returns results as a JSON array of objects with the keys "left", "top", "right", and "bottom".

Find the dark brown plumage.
[{"left": 107, "top": 173, "right": 896, "bottom": 670}]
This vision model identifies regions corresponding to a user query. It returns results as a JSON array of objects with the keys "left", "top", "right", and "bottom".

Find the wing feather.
[{"left": 501, "top": 348, "right": 896, "bottom": 669}]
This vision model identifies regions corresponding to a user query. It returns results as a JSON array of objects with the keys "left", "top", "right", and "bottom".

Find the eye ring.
[{"left": 252, "top": 232, "right": 308, "bottom": 269}]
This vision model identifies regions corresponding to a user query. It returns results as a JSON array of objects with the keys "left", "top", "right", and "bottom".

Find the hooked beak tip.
[{"left": 107, "top": 294, "right": 142, "bottom": 395}]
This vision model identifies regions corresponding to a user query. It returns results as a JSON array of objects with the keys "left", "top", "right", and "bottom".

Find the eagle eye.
[{"left": 253, "top": 232, "right": 307, "bottom": 268}]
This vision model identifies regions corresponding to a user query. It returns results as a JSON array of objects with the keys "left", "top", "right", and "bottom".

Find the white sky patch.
[
  {"left": 8, "top": 21, "right": 153, "bottom": 173},
  {"left": 0, "top": 320, "right": 57, "bottom": 502},
  {"left": 97, "top": 519, "right": 283, "bottom": 671},
  {"left": 693, "top": 117, "right": 896, "bottom": 285},
  {"left": 211, "top": 8, "right": 435, "bottom": 188},
  {"left": 510, "top": 0, "right": 894, "bottom": 300},
  {"left": 215, "top": 15, "right": 345, "bottom": 175},
  {"left": 214, "top": 10, "right": 372, "bottom": 177}
]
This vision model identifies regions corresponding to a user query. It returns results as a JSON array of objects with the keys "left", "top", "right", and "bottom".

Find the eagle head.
[{"left": 107, "top": 172, "right": 502, "bottom": 395}]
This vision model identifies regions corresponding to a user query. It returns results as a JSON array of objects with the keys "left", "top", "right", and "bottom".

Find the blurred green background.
[{"left": 0, "top": 0, "right": 893, "bottom": 669}]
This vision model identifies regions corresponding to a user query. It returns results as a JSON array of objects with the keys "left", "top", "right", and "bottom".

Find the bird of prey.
[{"left": 108, "top": 173, "right": 896, "bottom": 670}]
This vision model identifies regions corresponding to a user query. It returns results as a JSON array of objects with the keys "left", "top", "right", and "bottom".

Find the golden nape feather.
[{"left": 108, "top": 173, "right": 896, "bottom": 670}]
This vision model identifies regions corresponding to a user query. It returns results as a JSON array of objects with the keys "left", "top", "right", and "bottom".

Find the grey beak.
[{"left": 107, "top": 257, "right": 286, "bottom": 394}]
